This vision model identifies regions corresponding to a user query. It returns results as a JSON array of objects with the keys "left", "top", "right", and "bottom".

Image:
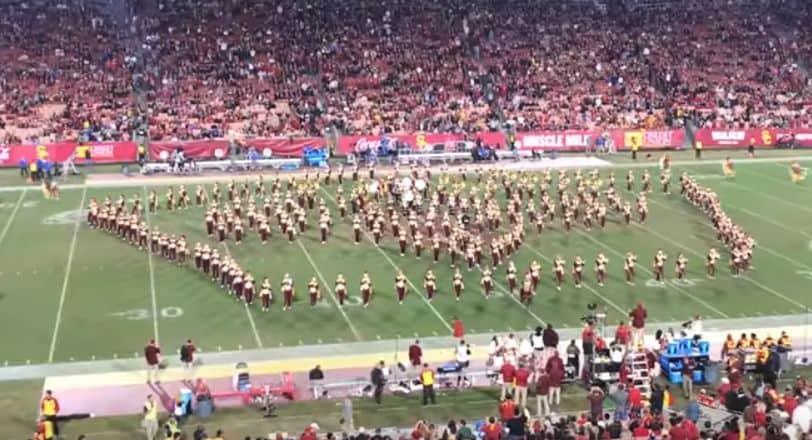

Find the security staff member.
[
  {"left": 630, "top": 136, "right": 640, "bottom": 161},
  {"left": 137, "top": 144, "right": 148, "bottom": 166},
  {"left": 40, "top": 390, "right": 60, "bottom": 435},
  {"left": 420, "top": 363, "right": 436, "bottom": 405}
]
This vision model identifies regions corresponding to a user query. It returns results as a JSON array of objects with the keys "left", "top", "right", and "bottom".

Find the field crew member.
[
  {"left": 143, "top": 394, "right": 160, "bottom": 440},
  {"left": 420, "top": 363, "right": 436, "bottom": 405}
]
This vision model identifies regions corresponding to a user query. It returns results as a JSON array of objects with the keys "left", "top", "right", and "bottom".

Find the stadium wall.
[{"left": 1, "top": 127, "right": 810, "bottom": 167}]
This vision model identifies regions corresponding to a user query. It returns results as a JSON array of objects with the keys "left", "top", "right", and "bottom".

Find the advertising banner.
[
  {"left": 0, "top": 141, "right": 137, "bottom": 167},
  {"left": 693, "top": 128, "right": 775, "bottom": 148}
]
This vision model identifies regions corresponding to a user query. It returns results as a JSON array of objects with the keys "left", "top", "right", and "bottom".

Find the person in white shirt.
[
  {"left": 503, "top": 333, "right": 518, "bottom": 352},
  {"left": 519, "top": 338, "right": 533, "bottom": 359}
]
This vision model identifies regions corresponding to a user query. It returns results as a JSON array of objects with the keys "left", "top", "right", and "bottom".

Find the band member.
[
  {"left": 335, "top": 274, "right": 348, "bottom": 306},
  {"left": 398, "top": 229, "right": 408, "bottom": 256},
  {"left": 211, "top": 250, "right": 221, "bottom": 280},
  {"left": 360, "top": 272, "right": 373, "bottom": 307},
  {"left": 232, "top": 268, "right": 244, "bottom": 301},
  {"left": 395, "top": 272, "right": 407, "bottom": 304},
  {"left": 506, "top": 261, "right": 518, "bottom": 293},
  {"left": 520, "top": 273, "right": 533, "bottom": 305},
  {"left": 452, "top": 269, "right": 464, "bottom": 301},
  {"left": 282, "top": 274, "right": 295, "bottom": 311},
  {"left": 637, "top": 195, "right": 648, "bottom": 224},
  {"left": 353, "top": 215, "right": 362, "bottom": 245},
  {"left": 217, "top": 220, "right": 226, "bottom": 242},
  {"left": 234, "top": 219, "right": 244, "bottom": 244},
  {"left": 595, "top": 254, "right": 608, "bottom": 287},
  {"left": 433, "top": 236, "right": 442, "bottom": 263},
  {"left": 624, "top": 252, "right": 637, "bottom": 285},
  {"left": 675, "top": 254, "right": 688, "bottom": 280},
  {"left": 554, "top": 256, "right": 565, "bottom": 291},
  {"left": 414, "top": 231, "right": 424, "bottom": 258},
  {"left": 790, "top": 162, "right": 807, "bottom": 183},
  {"left": 148, "top": 190, "right": 158, "bottom": 213},
  {"left": 572, "top": 256, "right": 584, "bottom": 288},
  {"left": 563, "top": 209, "right": 573, "bottom": 231},
  {"left": 259, "top": 219, "right": 270, "bottom": 244},
  {"left": 481, "top": 268, "right": 493, "bottom": 298},
  {"left": 177, "top": 236, "right": 187, "bottom": 264},
  {"left": 424, "top": 270, "right": 437, "bottom": 300},
  {"left": 706, "top": 248, "right": 720, "bottom": 278},
  {"left": 653, "top": 249, "right": 667, "bottom": 283},
  {"left": 372, "top": 221, "right": 382, "bottom": 245},
  {"left": 308, "top": 277, "right": 320, "bottom": 306},
  {"left": 722, "top": 157, "right": 735, "bottom": 179},
  {"left": 319, "top": 215, "right": 330, "bottom": 244},
  {"left": 660, "top": 169, "right": 671, "bottom": 195},
  {"left": 259, "top": 277, "right": 272, "bottom": 311},
  {"left": 641, "top": 170, "right": 651, "bottom": 193},
  {"left": 243, "top": 272, "right": 255, "bottom": 304},
  {"left": 623, "top": 202, "right": 632, "bottom": 225}
]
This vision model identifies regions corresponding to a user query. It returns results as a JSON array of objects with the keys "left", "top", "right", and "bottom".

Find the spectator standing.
[
  {"left": 420, "top": 363, "right": 436, "bottom": 405},
  {"left": 530, "top": 326, "right": 544, "bottom": 353},
  {"left": 535, "top": 371, "right": 551, "bottom": 418},
  {"left": 408, "top": 340, "right": 423, "bottom": 368},
  {"left": 587, "top": 386, "right": 605, "bottom": 420},
  {"left": 371, "top": 361, "right": 386, "bottom": 404},
  {"left": 614, "top": 321, "right": 631, "bottom": 347},
  {"left": 483, "top": 417, "right": 502, "bottom": 440},
  {"left": 499, "top": 394, "right": 517, "bottom": 423},
  {"left": 629, "top": 303, "right": 647, "bottom": 347},
  {"left": 142, "top": 394, "right": 160, "bottom": 440},
  {"left": 180, "top": 339, "right": 196, "bottom": 380},
  {"left": 611, "top": 384, "right": 629, "bottom": 421},
  {"left": 546, "top": 351, "right": 565, "bottom": 408},
  {"left": 506, "top": 408, "right": 527, "bottom": 440},
  {"left": 514, "top": 363, "right": 531, "bottom": 408},
  {"left": 457, "top": 420, "right": 475, "bottom": 440},
  {"left": 581, "top": 323, "right": 595, "bottom": 373},
  {"left": 681, "top": 357, "right": 694, "bottom": 399},
  {"left": 144, "top": 339, "right": 161, "bottom": 384},
  {"left": 309, "top": 365, "right": 325, "bottom": 399}
]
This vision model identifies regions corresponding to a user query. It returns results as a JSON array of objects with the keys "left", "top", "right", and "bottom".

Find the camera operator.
[{"left": 370, "top": 361, "right": 386, "bottom": 404}]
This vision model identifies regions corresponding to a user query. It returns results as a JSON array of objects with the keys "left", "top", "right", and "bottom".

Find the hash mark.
[
  {"left": 432, "top": 331, "right": 439, "bottom": 336},
  {"left": 376, "top": 335, "right": 381, "bottom": 340},
  {"left": 237, "top": 344, "right": 243, "bottom": 350}
]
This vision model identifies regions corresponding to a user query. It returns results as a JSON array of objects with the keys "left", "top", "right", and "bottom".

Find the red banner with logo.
[
  {"left": 693, "top": 128, "right": 776, "bottom": 148},
  {"left": 149, "top": 137, "right": 324, "bottom": 160},
  {"left": 773, "top": 128, "right": 812, "bottom": 148},
  {"left": 612, "top": 129, "right": 685, "bottom": 150},
  {"left": 0, "top": 141, "right": 137, "bottom": 167}
]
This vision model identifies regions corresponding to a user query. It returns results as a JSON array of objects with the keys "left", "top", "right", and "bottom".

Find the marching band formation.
[{"left": 84, "top": 161, "right": 752, "bottom": 312}]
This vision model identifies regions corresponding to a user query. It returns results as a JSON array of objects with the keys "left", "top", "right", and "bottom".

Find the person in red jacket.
[
  {"left": 514, "top": 363, "right": 531, "bottom": 408},
  {"left": 452, "top": 316, "right": 464, "bottom": 339},
  {"left": 408, "top": 340, "right": 423, "bottom": 368},
  {"left": 629, "top": 302, "right": 647, "bottom": 346},
  {"left": 499, "top": 395, "right": 516, "bottom": 422},
  {"left": 545, "top": 351, "right": 565, "bottom": 407},
  {"left": 615, "top": 321, "right": 631, "bottom": 347},
  {"left": 500, "top": 361, "right": 516, "bottom": 400},
  {"left": 483, "top": 416, "right": 502, "bottom": 440}
]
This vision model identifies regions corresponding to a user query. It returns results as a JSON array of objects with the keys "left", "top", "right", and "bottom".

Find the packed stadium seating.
[{"left": 2, "top": 0, "right": 812, "bottom": 147}]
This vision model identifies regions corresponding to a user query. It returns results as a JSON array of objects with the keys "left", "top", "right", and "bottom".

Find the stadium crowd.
[{"left": 3, "top": 0, "right": 812, "bottom": 146}]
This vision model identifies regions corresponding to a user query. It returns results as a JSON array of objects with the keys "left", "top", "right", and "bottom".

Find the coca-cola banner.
[
  {"left": 338, "top": 133, "right": 468, "bottom": 155},
  {"left": 148, "top": 137, "right": 325, "bottom": 160},
  {"left": 0, "top": 141, "right": 137, "bottom": 168},
  {"left": 693, "top": 128, "right": 776, "bottom": 148}
]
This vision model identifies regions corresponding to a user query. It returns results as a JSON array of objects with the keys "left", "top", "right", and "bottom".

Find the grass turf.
[{"left": 0, "top": 151, "right": 810, "bottom": 366}]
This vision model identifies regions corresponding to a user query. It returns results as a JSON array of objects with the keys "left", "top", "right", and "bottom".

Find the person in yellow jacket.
[
  {"left": 694, "top": 140, "right": 703, "bottom": 159},
  {"left": 790, "top": 162, "right": 807, "bottom": 183},
  {"left": 722, "top": 157, "right": 735, "bottom": 178},
  {"left": 37, "top": 416, "right": 55, "bottom": 440},
  {"left": 420, "top": 363, "right": 436, "bottom": 405}
]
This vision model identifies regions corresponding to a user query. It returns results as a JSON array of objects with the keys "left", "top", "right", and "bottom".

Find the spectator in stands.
[
  {"left": 506, "top": 407, "right": 527, "bottom": 440},
  {"left": 611, "top": 384, "right": 629, "bottom": 422},
  {"left": 587, "top": 386, "right": 605, "bottom": 420}
]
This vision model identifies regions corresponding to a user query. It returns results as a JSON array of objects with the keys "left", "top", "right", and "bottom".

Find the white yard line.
[
  {"left": 47, "top": 187, "right": 87, "bottom": 362},
  {"left": 727, "top": 206, "right": 812, "bottom": 241},
  {"left": 643, "top": 197, "right": 807, "bottom": 311},
  {"left": 0, "top": 189, "right": 26, "bottom": 246},
  {"left": 295, "top": 239, "right": 363, "bottom": 341},
  {"left": 221, "top": 242, "right": 264, "bottom": 348},
  {"left": 141, "top": 187, "right": 160, "bottom": 343},
  {"left": 319, "top": 188, "right": 453, "bottom": 333},
  {"left": 523, "top": 243, "right": 627, "bottom": 316},
  {"left": 576, "top": 226, "right": 730, "bottom": 318},
  {"left": 722, "top": 179, "right": 812, "bottom": 215}
]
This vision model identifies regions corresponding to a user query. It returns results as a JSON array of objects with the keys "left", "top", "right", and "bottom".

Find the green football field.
[{"left": 0, "top": 150, "right": 810, "bottom": 366}]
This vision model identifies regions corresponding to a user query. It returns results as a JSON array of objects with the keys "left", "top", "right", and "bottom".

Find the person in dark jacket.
[
  {"left": 542, "top": 324, "right": 559, "bottom": 351},
  {"left": 370, "top": 361, "right": 386, "bottom": 403}
]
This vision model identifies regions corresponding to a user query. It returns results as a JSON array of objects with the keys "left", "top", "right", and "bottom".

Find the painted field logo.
[{"left": 43, "top": 209, "right": 86, "bottom": 225}]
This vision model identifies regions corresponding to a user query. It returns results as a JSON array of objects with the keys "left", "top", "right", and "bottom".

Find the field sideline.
[{"left": 0, "top": 150, "right": 810, "bottom": 369}]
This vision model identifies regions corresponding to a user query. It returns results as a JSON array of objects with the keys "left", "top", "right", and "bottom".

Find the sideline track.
[{"left": 0, "top": 154, "right": 810, "bottom": 193}]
